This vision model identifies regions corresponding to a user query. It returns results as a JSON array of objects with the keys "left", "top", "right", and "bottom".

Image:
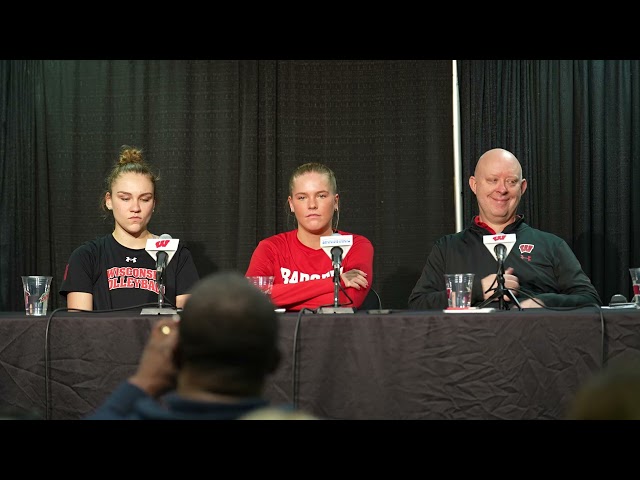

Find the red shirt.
[{"left": 246, "top": 229, "right": 374, "bottom": 311}]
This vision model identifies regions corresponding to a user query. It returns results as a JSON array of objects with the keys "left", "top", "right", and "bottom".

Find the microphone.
[
  {"left": 317, "top": 233, "right": 357, "bottom": 315},
  {"left": 320, "top": 234, "right": 353, "bottom": 269},
  {"left": 141, "top": 234, "right": 181, "bottom": 316},
  {"left": 156, "top": 234, "right": 171, "bottom": 272},
  {"left": 494, "top": 243, "right": 508, "bottom": 274},
  {"left": 483, "top": 233, "right": 516, "bottom": 262},
  {"left": 330, "top": 247, "right": 343, "bottom": 269},
  {"left": 145, "top": 234, "right": 180, "bottom": 274},
  {"left": 479, "top": 233, "right": 522, "bottom": 311}
]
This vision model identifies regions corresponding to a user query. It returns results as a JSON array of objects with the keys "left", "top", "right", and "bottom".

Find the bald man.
[{"left": 408, "top": 148, "right": 601, "bottom": 310}]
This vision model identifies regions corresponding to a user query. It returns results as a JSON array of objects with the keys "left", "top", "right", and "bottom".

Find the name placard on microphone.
[
  {"left": 320, "top": 235, "right": 353, "bottom": 248},
  {"left": 482, "top": 233, "right": 516, "bottom": 262},
  {"left": 320, "top": 234, "right": 353, "bottom": 265},
  {"left": 145, "top": 238, "right": 180, "bottom": 262}
]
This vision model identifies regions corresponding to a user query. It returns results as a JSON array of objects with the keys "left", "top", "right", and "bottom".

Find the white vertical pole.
[{"left": 452, "top": 60, "right": 463, "bottom": 233}]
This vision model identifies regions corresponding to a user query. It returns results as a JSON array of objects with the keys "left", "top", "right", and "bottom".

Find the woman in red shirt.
[{"left": 246, "top": 163, "right": 373, "bottom": 312}]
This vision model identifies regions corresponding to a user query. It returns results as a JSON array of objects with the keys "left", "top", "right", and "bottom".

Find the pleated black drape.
[
  {"left": 0, "top": 60, "right": 454, "bottom": 310},
  {"left": 0, "top": 60, "right": 52, "bottom": 310},
  {"left": 5, "top": 60, "right": 636, "bottom": 310},
  {"left": 458, "top": 60, "right": 640, "bottom": 304}
]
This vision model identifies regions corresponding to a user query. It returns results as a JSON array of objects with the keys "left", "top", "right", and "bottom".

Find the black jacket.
[{"left": 408, "top": 216, "right": 602, "bottom": 310}]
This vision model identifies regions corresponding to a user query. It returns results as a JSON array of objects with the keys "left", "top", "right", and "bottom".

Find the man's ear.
[{"left": 469, "top": 176, "right": 477, "bottom": 195}]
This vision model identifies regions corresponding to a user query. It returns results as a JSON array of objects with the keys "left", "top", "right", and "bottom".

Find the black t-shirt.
[{"left": 60, "top": 234, "right": 200, "bottom": 310}]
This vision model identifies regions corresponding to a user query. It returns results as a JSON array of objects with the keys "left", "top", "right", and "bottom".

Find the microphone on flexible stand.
[
  {"left": 317, "top": 234, "right": 356, "bottom": 314},
  {"left": 142, "top": 234, "right": 180, "bottom": 315},
  {"left": 330, "top": 246, "right": 344, "bottom": 307},
  {"left": 478, "top": 233, "right": 522, "bottom": 310}
]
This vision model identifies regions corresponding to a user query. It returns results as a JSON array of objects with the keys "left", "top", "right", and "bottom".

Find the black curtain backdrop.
[
  {"left": 0, "top": 60, "right": 454, "bottom": 310},
  {"left": 2, "top": 60, "right": 639, "bottom": 311},
  {"left": 458, "top": 60, "right": 640, "bottom": 305}
]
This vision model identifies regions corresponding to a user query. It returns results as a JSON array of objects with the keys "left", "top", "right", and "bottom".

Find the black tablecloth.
[{"left": 1, "top": 308, "right": 639, "bottom": 419}]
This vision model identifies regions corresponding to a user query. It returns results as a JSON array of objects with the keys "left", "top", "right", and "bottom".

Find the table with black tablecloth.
[{"left": 1, "top": 308, "right": 639, "bottom": 419}]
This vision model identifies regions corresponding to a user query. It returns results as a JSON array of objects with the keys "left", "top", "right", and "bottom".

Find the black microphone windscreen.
[
  {"left": 330, "top": 246, "right": 343, "bottom": 268},
  {"left": 156, "top": 234, "right": 172, "bottom": 271}
]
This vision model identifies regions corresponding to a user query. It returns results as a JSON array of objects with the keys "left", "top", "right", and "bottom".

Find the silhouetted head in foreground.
[{"left": 177, "top": 271, "right": 281, "bottom": 398}]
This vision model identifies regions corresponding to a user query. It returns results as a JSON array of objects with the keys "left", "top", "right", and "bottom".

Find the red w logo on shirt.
[
  {"left": 519, "top": 244, "right": 534, "bottom": 254},
  {"left": 156, "top": 240, "right": 170, "bottom": 248}
]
